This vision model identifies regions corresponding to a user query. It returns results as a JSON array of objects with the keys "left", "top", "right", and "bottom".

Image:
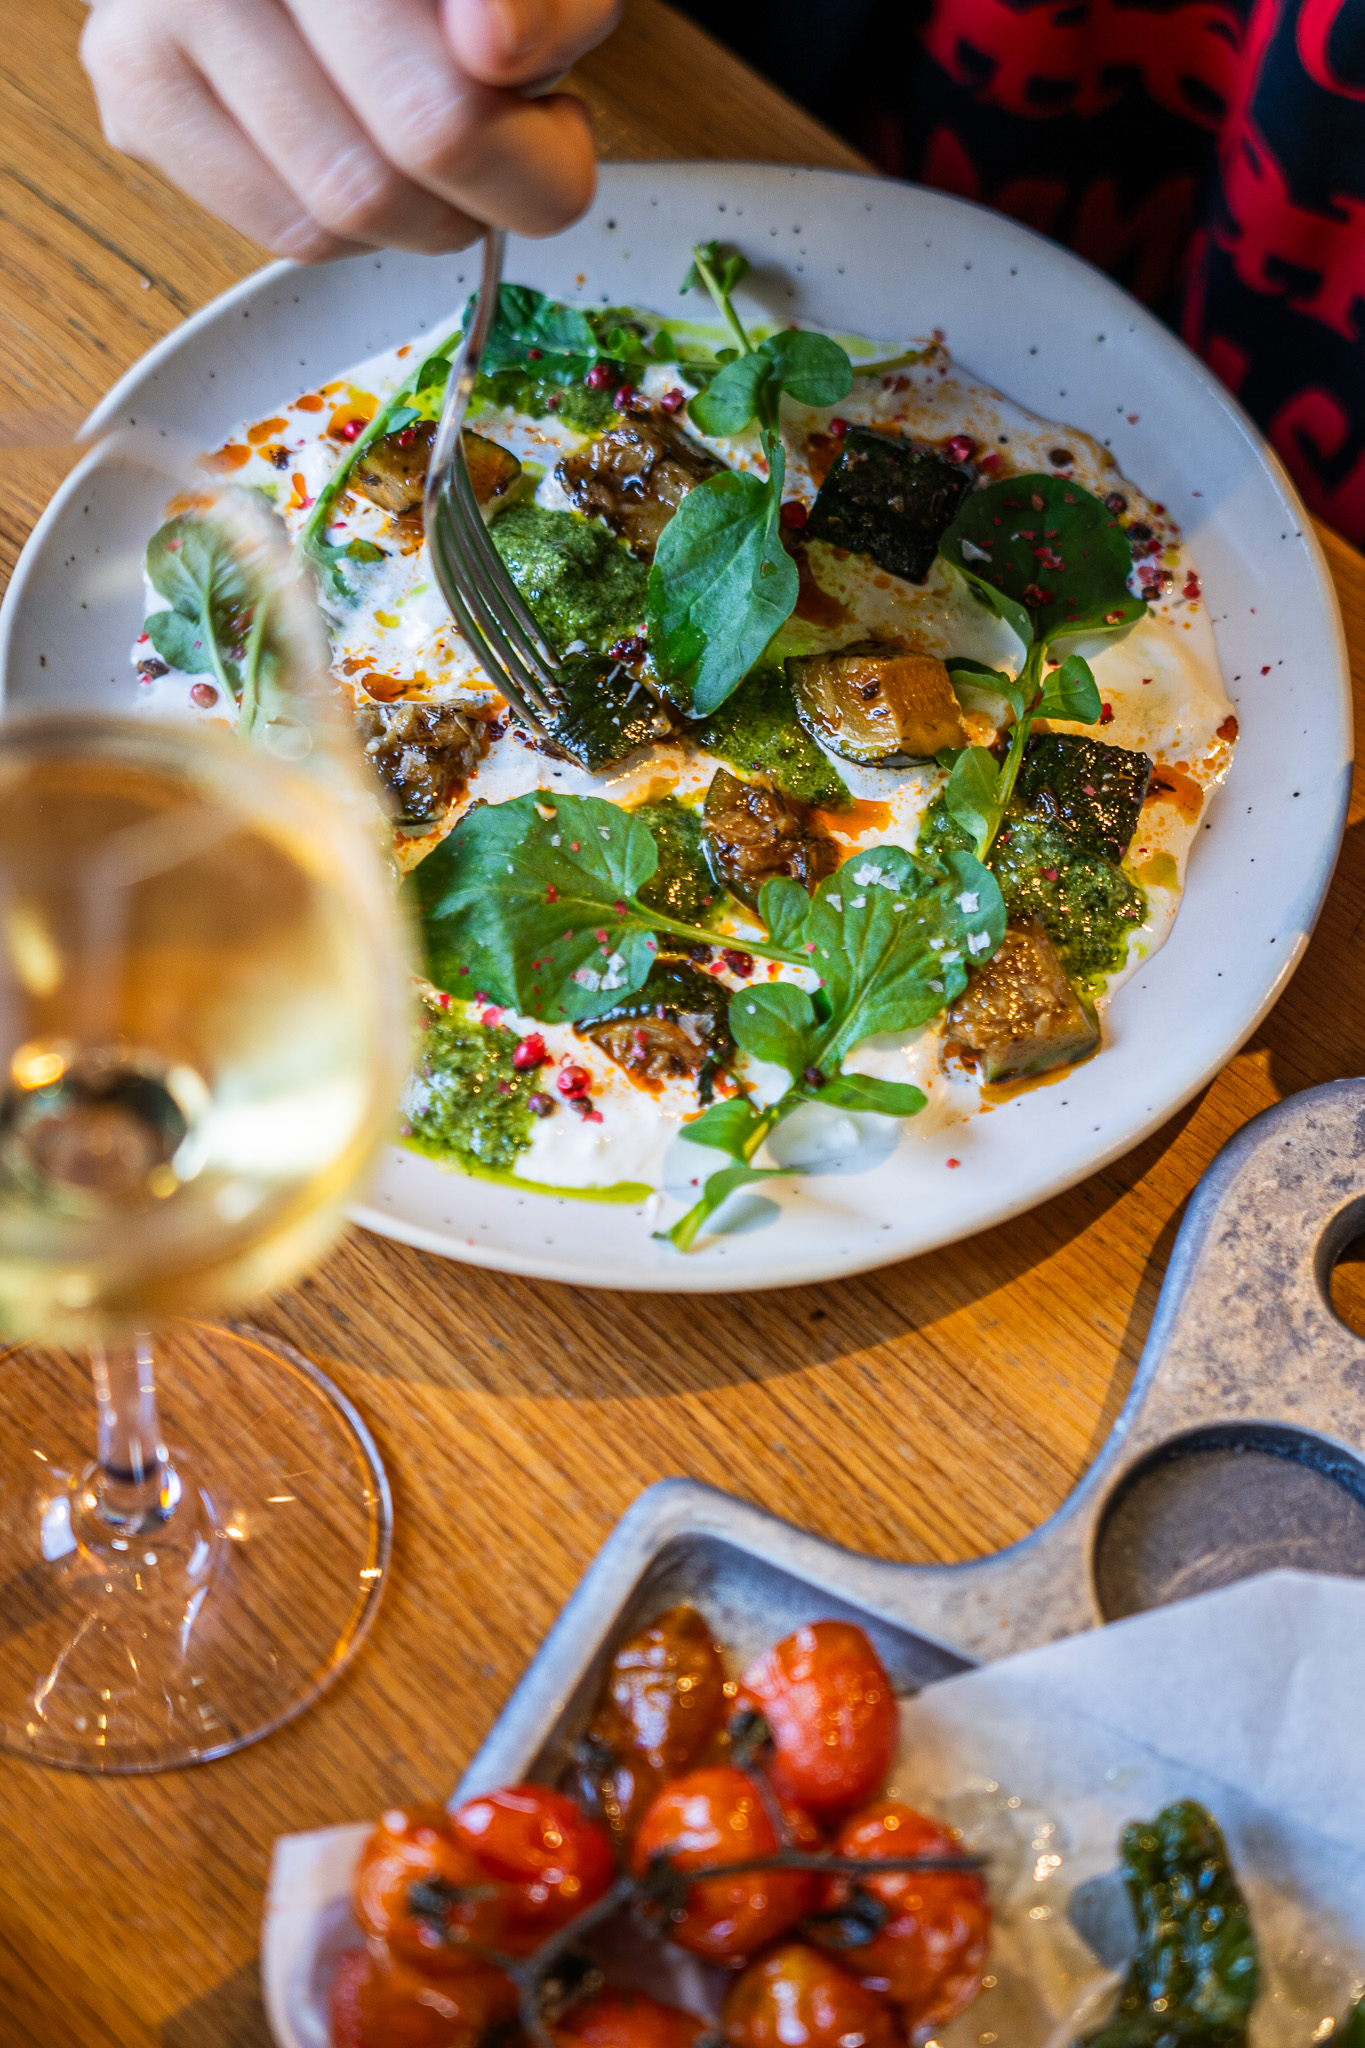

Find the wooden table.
[{"left": 2, "top": 5, "right": 1363, "bottom": 2041}]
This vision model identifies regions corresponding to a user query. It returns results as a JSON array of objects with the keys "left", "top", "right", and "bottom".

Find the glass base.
[{"left": 0, "top": 1323, "right": 391, "bottom": 1771}]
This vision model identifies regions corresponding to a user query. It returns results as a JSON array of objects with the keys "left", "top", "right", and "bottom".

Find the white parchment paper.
[{"left": 262, "top": 1570, "right": 1365, "bottom": 2048}]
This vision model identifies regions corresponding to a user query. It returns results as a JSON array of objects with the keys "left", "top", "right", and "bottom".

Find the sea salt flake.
[
  {"left": 956, "top": 890, "right": 980, "bottom": 913},
  {"left": 968, "top": 930, "right": 992, "bottom": 954}
]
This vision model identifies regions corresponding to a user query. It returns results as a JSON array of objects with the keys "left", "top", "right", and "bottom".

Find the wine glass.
[{"left": 0, "top": 443, "right": 412, "bottom": 1770}]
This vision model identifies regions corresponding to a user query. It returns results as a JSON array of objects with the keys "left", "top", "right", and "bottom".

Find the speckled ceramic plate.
[{"left": 0, "top": 163, "right": 1349, "bottom": 1291}]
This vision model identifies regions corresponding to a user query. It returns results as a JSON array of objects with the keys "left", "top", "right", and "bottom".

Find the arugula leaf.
[
  {"left": 941, "top": 474, "right": 1146, "bottom": 648},
  {"left": 1038, "top": 652, "right": 1102, "bottom": 724},
  {"left": 144, "top": 515, "right": 250, "bottom": 699},
  {"left": 646, "top": 458, "right": 798, "bottom": 716},
  {"left": 409, "top": 792, "right": 805, "bottom": 1024},
  {"left": 819, "top": 1073, "right": 928, "bottom": 1116},
  {"left": 943, "top": 746, "right": 1004, "bottom": 858}
]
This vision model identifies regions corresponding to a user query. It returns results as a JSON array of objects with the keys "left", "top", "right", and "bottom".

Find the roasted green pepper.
[{"left": 1080, "top": 1800, "right": 1258, "bottom": 2048}]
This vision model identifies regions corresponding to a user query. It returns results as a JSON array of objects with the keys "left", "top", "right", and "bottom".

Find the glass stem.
[{"left": 89, "top": 1332, "right": 178, "bottom": 1532}]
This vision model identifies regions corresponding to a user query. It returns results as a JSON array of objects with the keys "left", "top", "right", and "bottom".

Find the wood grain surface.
[{"left": 1, "top": 4, "right": 1364, "bottom": 2043}]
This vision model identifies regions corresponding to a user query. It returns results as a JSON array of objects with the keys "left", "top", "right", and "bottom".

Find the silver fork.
[{"left": 424, "top": 228, "right": 559, "bottom": 746}]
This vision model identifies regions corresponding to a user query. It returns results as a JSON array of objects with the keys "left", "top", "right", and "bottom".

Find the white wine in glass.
[{"left": 0, "top": 470, "right": 411, "bottom": 1770}]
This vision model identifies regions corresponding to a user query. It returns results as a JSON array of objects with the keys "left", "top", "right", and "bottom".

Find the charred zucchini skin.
[
  {"left": 632, "top": 800, "right": 720, "bottom": 927},
  {"left": 540, "top": 655, "right": 674, "bottom": 772},
  {"left": 945, "top": 918, "right": 1099, "bottom": 1082},
  {"left": 1015, "top": 733, "right": 1153, "bottom": 864},
  {"left": 806, "top": 429, "right": 973, "bottom": 584},
  {"left": 577, "top": 959, "right": 735, "bottom": 1064}
]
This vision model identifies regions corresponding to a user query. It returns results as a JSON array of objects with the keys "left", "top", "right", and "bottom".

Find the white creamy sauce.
[{"left": 136, "top": 298, "right": 1236, "bottom": 1198}]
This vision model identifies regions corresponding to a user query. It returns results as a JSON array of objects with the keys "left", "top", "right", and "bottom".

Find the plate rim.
[{"left": 2, "top": 161, "right": 1352, "bottom": 1294}]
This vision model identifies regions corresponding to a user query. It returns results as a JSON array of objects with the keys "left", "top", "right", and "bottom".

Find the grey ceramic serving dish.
[{"left": 457, "top": 1076, "right": 1365, "bottom": 1799}]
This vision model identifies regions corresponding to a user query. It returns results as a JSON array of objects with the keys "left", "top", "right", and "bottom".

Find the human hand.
[{"left": 81, "top": 0, "right": 620, "bottom": 262}]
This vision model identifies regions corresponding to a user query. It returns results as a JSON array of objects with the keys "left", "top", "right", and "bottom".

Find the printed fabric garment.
[{"left": 677, "top": 0, "right": 1365, "bottom": 547}]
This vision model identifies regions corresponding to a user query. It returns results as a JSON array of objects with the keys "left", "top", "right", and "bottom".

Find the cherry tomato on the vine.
[
  {"left": 352, "top": 1804, "right": 508, "bottom": 1972},
  {"left": 631, "top": 1764, "right": 821, "bottom": 1963},
  {"left": 607, "top": 1605, "right": 728, "bottom": 1775},
  {"left": 329, "top": 1947, "right": 516, "bottom": 2048},
  {"left": 451, "top": 1784, "right": 615, "bottom": 1955},
  {"left": 816, "top": 1800, "right": 990, "bottom": 2027},
  {"left": 555, "top": 1986, "right": 710, "bottom": 2048},
  {"left": 733, "top": 1622, "right": 897, "bottom": 1822},
  {"left": 721, "top": 1944, "right": 896, "bottom": 2048}
]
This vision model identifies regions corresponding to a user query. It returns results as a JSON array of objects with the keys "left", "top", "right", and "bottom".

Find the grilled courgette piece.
[
  {"left": 1015, "top": 733, "right": 1153, "bottom": 865},
  {"left": 944, "top": 918, "right": 1099, "bottom": 1082},
  {"left": 576, "top": 960, "right": 734, "bottom": 1080},
  {"left": 702, "top": 768, "right": 838, "bottom": 910},
  {"left": 353, "top": 424, "right": 520, "bottom": 517},
  {"left": 806, "top": 429, "right": 973, "bottom": 584},
  {"left": 788, "top": 641, "right": 966, "bottom": 765}
]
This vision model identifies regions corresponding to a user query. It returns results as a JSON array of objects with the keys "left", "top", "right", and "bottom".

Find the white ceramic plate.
[{"left": 0, "top": 163, "right": 1349, "bottom": 1292}]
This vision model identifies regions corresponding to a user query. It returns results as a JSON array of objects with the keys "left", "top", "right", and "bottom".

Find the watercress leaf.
[
  {"left": 144, "top": 609, "right": 216, "bottom": 676},
  {"left": 941, "top": 474, "right": 1146, "bottom": 651},
  {"left": 665, "top": 1157, "right": 793, "bottom": 1251},
  {"left": 482, "top": 283, "right": 602, "bottom": 385},
  {"left": 759, "top": 328, "right": 853, "bottom": 410},
  {"left": 728, "top": 981, "right": 820, "bottom": 1078},
  {"left": 146, "top": 514, "right": 249, "bottom": 624},
  {"left": 1037, "top": 652, "right": 1102, "bottom": 724},
  {"left": 757, "top": 874, "right": 812, "bottom": 955},
  {"left": 943, "top": 745, "right": 1003, "bottom": 857},
  {"left": 646, "top": 464, "right": 798, "bottom": 716},
  {"left": 945, "top": 656, "right": 1027, "bottom": 724},
  {"left": 807, "top": 844, "right": 1006, "bottom": 1062},
  {"left": 679, "top": 1095, "right": 765, "bottom": 1158},
  {"left": 407, "top": 791, "right": 662, "bottom": 1023},
  {"left": 818, "top": 1073, "right": 928, "bottom": 1118},
  {"left": 687, "top": 352, "right": 770, "bottom": 438}
]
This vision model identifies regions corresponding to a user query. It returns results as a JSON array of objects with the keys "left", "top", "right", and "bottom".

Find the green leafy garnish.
[
  {"left": 408, "top": 792, "right": 805, "bottom": 1026},
  {"left": 667, "top": 846, "right": 1003, "bottom": 1250},
  {"left": 937, "top": 475, "right": 1142, "bottom": 858},
  {"left": 647, "top": 243, "right": 853, "bottom": 718},
  {"left": 144, "top": 515, "right": 250, "bottom": 702},
  {"left": 1081, "top": 1800, "right": 1258, "bottom": 2048},
  {"left": 407, "top": 790, "right": 1003, "bottom": 1249}
]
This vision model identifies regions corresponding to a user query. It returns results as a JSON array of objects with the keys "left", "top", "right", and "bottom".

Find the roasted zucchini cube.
[
  {"left": 557, "top": 411, "right": 722, "bottom": 559},
  {"left": 1015, "top": 733, "right": 1153, "bottom": 865},
  {"left": 702, "top": 767, "right": 838, "bottom": 910},
  {"left": 787, "top": 641, "right": 967, "bottom": 765},
  {"left": 540, "top": 654, "right": 676, "bottom": 773},
  {"left": 944, "top": 918, "right": 1100, "bottom": 1083},
  {"left": 805, "top": 429, "right": 973, "bottom": 584},
  {"left": 354, "top": 699, "right": 489, "bottom": 825},
  {"left": 576, "top": 960, "right": 734, "bottom": 1080},
  {"left": 353, "top": 423, "right": 520, "bottom": 516}
]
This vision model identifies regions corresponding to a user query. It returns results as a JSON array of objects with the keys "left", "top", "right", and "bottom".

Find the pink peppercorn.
[
  {"left": 660, "top": 388, "right": 686, "bottom": 413},
  {"left": 339, "top": 418, "right": 363, "bottom": 441},
  {"left": 190, "top": 682, "right": 218, "bottom": 709},
  {"left": 528, "top": 1093, "right": 555, "bottom": 1118},
  {"left": 512, "top": 1033, "right": 548, "bottom": 1072},
  {"left": 1100, "top": 703, "right": 1114, "bottom": 725},
  {"left": 829, "top": 417, "right": 849, "bottom": 438},
  {"left": 613, "top": 385, "right": 637, "bottom": 412},
  {"left": 779, "top": 501, "right": 808, "bottom": 531},
  {"left": 557, "top": 1064, "right": 592, "bottom": 1100},
  {"left": 721, "top": 948, "right": 755, "bottom": 978},
  {"left": 945, "top": 433, "right": 975, "bottom": 463},
  {"left": 584, "top": 362, "right": 613, "bottom": 391}
]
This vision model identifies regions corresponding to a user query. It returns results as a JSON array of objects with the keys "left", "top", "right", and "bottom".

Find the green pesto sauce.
[
  {"left": 490, "top": 503, "right": 648, "bottom": 659},
  {"left": 476, "top": 367, "right": 617, "bottom": 434},
  {"left": 692, "top": 670, "right": 850, "bottom": 810},
  {"left": 402, "top": 1008, "right": 534, "bottom": 1174},
  {"left": 919, "top": 797, "right": 1146, "bottom": 989},
  {"left": 632, "top": 799, "right": 722, "bottom": 926}
]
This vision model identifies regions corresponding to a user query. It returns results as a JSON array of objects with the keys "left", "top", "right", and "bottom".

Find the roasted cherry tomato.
[
  {"left": 607, "top": 1605, "right": 728, "bottom": 1774},
  {"left": 721, "top": 1943, "right": 896, "bottom": 2048},
  {"left": 451, "top": 1784, "right": 615, "bottom": 1954},
  {"left": 733, "top": 1622, "right": 897, "bottom": 1822},
  {"left": 329, "top": 1947, "right": 517, "bottom": 2048},
  {"left": 815, "top": 1800, "right": 990, "bottom": 2027},
  {"left": 353, "top": 1804, "right": 508, "bottom": 1972},
  {"left": 631, "top": 1764, "right": 821, "bottom": 1963},
  {"left": 555, "top": 1986, "right": 709, "bottom": 2048}
]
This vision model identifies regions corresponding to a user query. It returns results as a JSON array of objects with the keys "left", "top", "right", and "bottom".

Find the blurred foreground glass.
[{"left": 0, "top": 457, "right": 411, "bottom": 1769}]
